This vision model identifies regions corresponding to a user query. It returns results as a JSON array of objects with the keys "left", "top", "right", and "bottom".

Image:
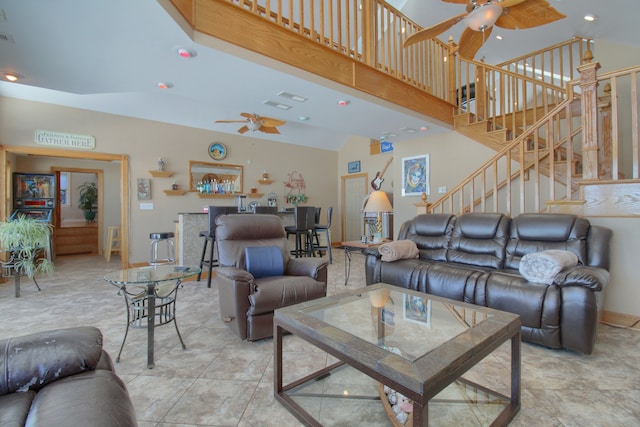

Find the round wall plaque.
[{"left": 208, "top": 142, "right": 227, "bottom": 160}]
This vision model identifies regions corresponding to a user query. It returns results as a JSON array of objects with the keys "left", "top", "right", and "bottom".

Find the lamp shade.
[
  {"left": 364, "top": 191, "right": 393, "bottom": 213},
  {"left": 465, "top": 3, "right": 502, "bottom": 31}
]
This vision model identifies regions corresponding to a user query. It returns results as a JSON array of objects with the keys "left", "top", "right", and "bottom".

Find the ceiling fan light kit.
[{"left": 465, "top": 3, "right": 502, "bottom": 31}]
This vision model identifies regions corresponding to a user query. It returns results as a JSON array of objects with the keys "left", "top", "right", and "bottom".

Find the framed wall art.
[
  {"left": 347, "top": 160, "right": 361, "bottom": 173},
  {"left": 137, "top": 178, "right": 151, "bottom": 200},
  {"left": 401, "top": 154, "right": 429, "bottom": 196}
]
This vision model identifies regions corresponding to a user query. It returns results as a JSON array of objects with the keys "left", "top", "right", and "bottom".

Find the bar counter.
[{"left": 176, "top": 210, "right": 295, "bottom": 266}]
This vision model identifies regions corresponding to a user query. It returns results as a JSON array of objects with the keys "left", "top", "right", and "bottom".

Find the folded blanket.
[
  {"left": 519, "top": 249, "right": 579, "bottom": 285},
  {"left": 378, "top": 240, "right": 419, "bottom": 262}
]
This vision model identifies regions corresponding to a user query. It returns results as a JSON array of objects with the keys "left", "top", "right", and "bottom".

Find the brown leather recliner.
[{"left": 214, "top": 214, "right": 328, "bottom": 341}]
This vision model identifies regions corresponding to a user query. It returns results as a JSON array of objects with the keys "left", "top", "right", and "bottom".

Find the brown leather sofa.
[
  {"left": 214, "top": 214, "right": 328, "bottom": 341},
  {"left": 364, "top": 212, "right": 613, "bottom": 354},
  {"left": 0, "top": 326, "right": 137, "bottom": 426}
]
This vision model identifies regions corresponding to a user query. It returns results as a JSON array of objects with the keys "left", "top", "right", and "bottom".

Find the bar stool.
[
  {"left": 149, "top": 232, "right": 175, "bottom": 265},
  {"left": 285, "top": 206, "right": 316, "bottom": 258},
  {"left": 312, "top": 206, "right": 333, "bottom": 264},
  {"left": 198, "top": 206, "right": 236, "bottom": 287},
  {"left": 104, "top": 226, "right": 121, "bottom": 262}
]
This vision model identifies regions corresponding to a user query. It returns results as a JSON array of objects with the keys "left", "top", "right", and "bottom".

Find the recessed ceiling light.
[
  {"left": 156, "top": 81, "right": 173, "bottom": 89},
  {"left": 278, "top": 91, "right": 308, "bottom": 102},
  {"left": 299, "top": 116, "right": 310, "bottom": 121},
  {"left": 337, "top": 99, "right": 350, "bottom": 106},
  {"left": 584, "top": 14, "right": 597, "bottom": 22},
  {"left": 177, "top": 48, "right": 196, "bottom": 58},
  {"left": 495, "top": 35, "right": 503, "bottom": 40},
  {"left": 399, "top": 127, "right": 418, "bottom": 133},
  {"left": 3, "top": 72, "right": 22, "bottom": 82}
]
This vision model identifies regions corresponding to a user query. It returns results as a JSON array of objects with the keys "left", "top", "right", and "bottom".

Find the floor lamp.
[{"left": 363, "top": 190, "right": 393, "bottom": 243}]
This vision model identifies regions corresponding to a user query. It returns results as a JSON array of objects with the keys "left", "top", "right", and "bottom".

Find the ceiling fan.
[
  {"left": 403, "top": 0, "right": 566, "bottom": 60},
  {"left": 214, "top": 113, "right": 286, "bottom": 134}
]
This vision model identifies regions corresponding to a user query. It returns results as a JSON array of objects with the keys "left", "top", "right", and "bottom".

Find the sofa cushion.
[
  {"left": 25, "top": 370, "right": 137, "bottom": 427},
  {"left": 519, "top": 250, "right": 579, "bottom": 284},
  {"left": 0, "top": 390, "right": 35, "bottom": 426},
  {"left": 447, "top": 213, "right": 510, "bottom": 269},
  {"left": 398, "top": 214, "right": 455, "bottom": 262},
  {"left": 505, "top": 213, "right": 589, "bottom": 270},
  {"left": 245, "top": 246, "right": 284, "bottom": 278},
  {"left": 248, "top": 276, "right": 326, "bottom": 316}
]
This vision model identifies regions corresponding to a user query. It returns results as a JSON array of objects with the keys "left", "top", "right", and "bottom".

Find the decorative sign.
[
  {"left": 380, "top": 141, "right": 394, "bottom": 153},
  {"left": 34, "top": 130, "right": 95, "bottom": 150}
]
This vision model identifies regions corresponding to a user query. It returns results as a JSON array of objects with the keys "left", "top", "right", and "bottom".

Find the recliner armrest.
[
  {"left": 215, "top": 266, "right": 254, "bottom": 283},
  {"left": 285, "top": 258, "right": 328, "bottom": 281},
  {"left": 0, "top": 327, "right": 104, "bottom": 395},
  {"left": 553, "top": 266, "right": 610, "bottom": 291}
]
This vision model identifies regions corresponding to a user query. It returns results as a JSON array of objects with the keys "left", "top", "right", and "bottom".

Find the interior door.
[{"left": 341, "top": 173, "right": 368, "bottom": 242}]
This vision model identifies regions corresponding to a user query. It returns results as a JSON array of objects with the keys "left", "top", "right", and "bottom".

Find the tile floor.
[{"left": 0, "top": 251, "right": 639, "bottom": 426}]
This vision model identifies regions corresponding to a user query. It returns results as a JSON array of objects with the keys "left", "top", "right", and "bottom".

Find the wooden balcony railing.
[
  {"left": 429, "top": 59, "right": 640, "bottom": 216},
  {"left": 496, "top": 38, "right": 592, "bottom": 90},
  {"left": 173, "top": 0, "right": 639, "bottom": 215}
]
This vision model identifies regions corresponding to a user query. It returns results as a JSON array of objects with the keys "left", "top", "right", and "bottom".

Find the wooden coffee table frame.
[{"left": 274, "top": 284, "right": 521, "bottom": 426}]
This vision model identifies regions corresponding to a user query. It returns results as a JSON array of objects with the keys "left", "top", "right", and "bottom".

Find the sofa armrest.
[
  {"left": 362, "top": 247, "right": 381, "bottom": 257},
  {"left": 554, "top": 266, "right": 610, "bottom": 291},
  {"left": 285, "top": 258, "right": 328, "bottom": 282},
  {"left": 0, "top": 327, "right": 103, "bottom": 395}
]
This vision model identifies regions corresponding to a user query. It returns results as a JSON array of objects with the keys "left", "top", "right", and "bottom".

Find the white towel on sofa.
[
  {"left": 378, "top": 240, "right": 419, "bottom": 262},
  {"left": 519, "top": 249, "right": 579, "bottom": 285}
]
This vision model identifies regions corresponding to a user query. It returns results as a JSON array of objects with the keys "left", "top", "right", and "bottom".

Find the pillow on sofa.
[
  {"left": 378, "top": 240, "right": 419, "bottom": 262},
  {"left": 519, "top": 249, "right": 579, "bottom": 285}
]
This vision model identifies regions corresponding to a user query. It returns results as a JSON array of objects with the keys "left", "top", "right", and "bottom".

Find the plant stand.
[{"left": 1, "top": 260, "right": 41, "bottom": 298}]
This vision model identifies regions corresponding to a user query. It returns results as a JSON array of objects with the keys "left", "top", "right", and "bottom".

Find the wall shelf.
[
  {"left": 257, "top": 179, "right": 273, "bottom": 185},
  {"left": 163, "top": 189, "right": 187, "bottom": 196},
  {"left": 149, "top": 170, "right": 174, "bottom": 177},
  {"left": 247, "top": 193, "right": 263, "bottom": 198},
  {"left": 197, "top": 193, "right": 236, "bottom": 199}
]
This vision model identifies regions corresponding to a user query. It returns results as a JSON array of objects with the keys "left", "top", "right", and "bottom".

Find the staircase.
[{"left": 168, "top": 0, "right": 640, "bottom": 217}]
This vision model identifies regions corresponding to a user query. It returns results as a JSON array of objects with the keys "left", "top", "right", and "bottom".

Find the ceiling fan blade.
[
  {"left": 260, "top": 117, "right": 286, "bottom": 127},
  {"left": 215, "top": 120, "right": 248, "bottom": 123},
  {"left": 458, "top": 25, "right": 492, "bottom": 59},
  {"left": 404, "top": 13, "right": 468, "bottom": 48},
  {"left": 441, "top": 0, "right": 468, "bottom": 4},
  {"left": 498, "top": 0, "right": 527, "bottom": 7},
  {"left": 260, "top": 126, "right": 281, "bottom": 134},
  {"left": 240, "top": 112, "right": 257, "bottom": 120},
  {"left": 495, "top": 0, "right": 565, "bottom": 30},
  {"left": 237, "top": 125, "right": 249, "bottom": 134}
]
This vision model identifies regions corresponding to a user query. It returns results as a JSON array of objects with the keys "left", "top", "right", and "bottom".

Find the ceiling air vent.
[
  {"left": 0, "top": 32, "right": 14, "bottom": 43},
  {"left": 263, "top": 99, "right": 292, "bottom": 110}
]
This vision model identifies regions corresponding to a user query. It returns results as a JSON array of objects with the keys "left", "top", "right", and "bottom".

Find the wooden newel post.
[
  {"left": 446, "top": 36, "right": 458, "bottom": 105},
  {"left": 576, "top": 49, "right": 601, "bottom": 180}
]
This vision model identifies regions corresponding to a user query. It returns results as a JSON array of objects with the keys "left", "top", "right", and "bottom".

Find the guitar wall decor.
[{"left": 371, "top": 157, "right": 393, "bottom": 190}]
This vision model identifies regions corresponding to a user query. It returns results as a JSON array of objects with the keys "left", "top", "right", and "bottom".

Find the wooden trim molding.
[
  {"left": 0, "top": 145, "right": 130, "bottom": 269},
  {"left": 601, "top": 310, "right": 640, "bottom": 330}
]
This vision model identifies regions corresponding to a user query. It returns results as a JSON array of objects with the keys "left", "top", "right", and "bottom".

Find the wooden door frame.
[
  {"left": 0, "top": 145, "right": 129, "bottom": 268},
  {"left": 51, "top": 167, "right": 104, "bottom": 255},
  {"left": 340, "top": 172, "right": 368, "bottom": 242}
]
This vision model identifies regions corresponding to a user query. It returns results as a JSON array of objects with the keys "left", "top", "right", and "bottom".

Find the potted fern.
[
  {"left": 77, "top": 181, "right": 98, "bottom": 222},
  {"left": 0, "top": 215, "right": 54, "bottom": 296}
]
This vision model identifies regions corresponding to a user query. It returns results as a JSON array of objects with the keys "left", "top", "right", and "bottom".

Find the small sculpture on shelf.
[
  {"left": 262, "top": 170, "right": 269, "bottom": 181},
  {"left": 157, "top": 157, "right": 165, "bottom": 171},
  {"left": 171, "top": 182, "right": 179, "bottom": 190}
]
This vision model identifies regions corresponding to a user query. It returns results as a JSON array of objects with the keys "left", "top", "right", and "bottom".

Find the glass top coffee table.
[{"left": 274, "top": 283, "right": 521, "bottom": 426}]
